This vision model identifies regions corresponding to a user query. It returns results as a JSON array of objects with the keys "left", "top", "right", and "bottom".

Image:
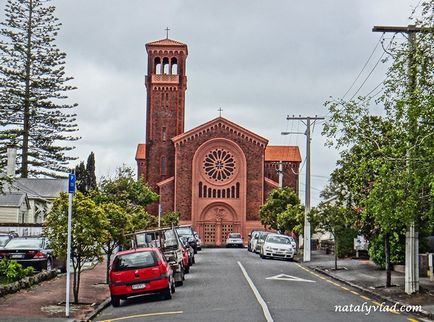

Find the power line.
[{"left": 342, "top": 33, "right": 384, "bottom": 100}]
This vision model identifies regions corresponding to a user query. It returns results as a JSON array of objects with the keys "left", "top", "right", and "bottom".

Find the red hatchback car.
[{"left": 109, "top": 247, "right": 175, "bottom": 307}]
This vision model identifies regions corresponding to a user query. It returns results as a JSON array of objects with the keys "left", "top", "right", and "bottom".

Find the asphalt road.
[{"left": 95, "top": 248, "right": 422, "bottom": 322}]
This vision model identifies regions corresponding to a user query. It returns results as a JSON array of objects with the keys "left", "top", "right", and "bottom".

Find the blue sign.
[{"left": 68, "top": 174, "right": 76, "bottom": 193}]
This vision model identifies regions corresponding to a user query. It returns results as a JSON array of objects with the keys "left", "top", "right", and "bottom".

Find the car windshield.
[
  {"left": 5, "top": 238, "right": 42, "bottom": 249},
  {"left": 113, "top": 251, "right": 157, "bottom": 271},
  {"left": 164, "top": 229, "right": 179, "bottom": 247},
  {"left": 0, "top": 236, "right": 11, "bottom": 246},
  {"left": 267, "top": 236, "right": 291, "bottom": 245},
  {"left": 229, "top": 233, "right": 241, "bottom": 239},
  {"left": 176, "top": 228, "right": 193, "bottom": 236}
]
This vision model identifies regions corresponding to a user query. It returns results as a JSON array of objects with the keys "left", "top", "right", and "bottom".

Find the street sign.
[
  {"left": 266, "top": 273, "right": 316, "bottom": 283},
  {"left": 68, "top": 174, "right": 76, "bottom": 193}
]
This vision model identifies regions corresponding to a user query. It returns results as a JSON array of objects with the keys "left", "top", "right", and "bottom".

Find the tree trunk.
[
  {"left": 384, "top": 232, "right": 392, "bottom": 287},
  {"left": 334, "top": 237, "right": 338, "bottom": 270},
  {"left": 22, "top": 0, "right": 34, "bottom": 178},
  {"left": 106, "top": 243, "right": 112, "bottom": 284}
]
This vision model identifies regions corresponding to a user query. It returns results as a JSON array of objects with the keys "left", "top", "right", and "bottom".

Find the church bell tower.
[{"left": 136, "top": 35, "right": 188, "bottom": 200}]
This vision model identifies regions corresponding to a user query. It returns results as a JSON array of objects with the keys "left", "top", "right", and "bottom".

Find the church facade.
[{"left": 136, "top": 37, "right": 301, "bottom": 246}]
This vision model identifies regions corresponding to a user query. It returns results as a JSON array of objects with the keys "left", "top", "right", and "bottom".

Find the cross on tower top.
[
  {"left": 165, "top": 27, "right": 170, "bottom": 39},
  {"left": 218, "top": 108, "right": 223, "bottom": 117}
]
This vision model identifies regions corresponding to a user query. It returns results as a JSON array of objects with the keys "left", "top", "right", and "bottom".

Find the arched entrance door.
[{"left": 198, "top": 203, "right": 240, "bottom": 246}]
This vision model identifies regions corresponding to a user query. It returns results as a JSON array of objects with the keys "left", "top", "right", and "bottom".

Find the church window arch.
[
  {"left": 161, "top": 156, "right": 167, "bottom": 175},
  {"left": 199, "top": 182, "right": 203, "bottom": 198},
  {"left": 162, "top": 57, "right": 170, "bottom": 74},
  {"left": 208, "top": 187, "right": 212, "bottom": 197},
  {"left": 212, "top": 189, "right": 216, "bottom": 198},
  {"left": 171, "top": 57, "right": 178, "bottom": 74},
  {"left": 236, "top": 182, "right": 240, "bottom": 198},
  {"left": 217, "top": 190, "right": 221, "bottom": 198},
  {"left": 154, "top": 57, "right": 161, "bottom": 74},
  {"left": 162, "top": 127, "right": 167, "bottom": 142},
  {"left": 222, "top": 189, "right": 225, "bottom": 198}
]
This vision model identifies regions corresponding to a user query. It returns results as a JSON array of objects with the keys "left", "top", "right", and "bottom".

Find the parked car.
[
  {"left": 175, "top": 225, "right": 198, "bottom": 254},
  {"left": 225, "top": 233, "right": 244, "bottom": 248},
  {"left": 247, "top": 231, "right": 260, "bottom": 252},
  {"left": 179, "top": 236, "right": 195, "bottom": 267},
  {"left": 260, "top": 233, "right": 295, "bottom": 260},
  {"left": 254, "top": 232, "right": 269, "bottom": 253},
  {"left": 193, "top": 231, "right": 202, "bottom": 250},
  {"left": 109, "top": 247, "right": 175, "bottom": 307},
  {"left": 0, "top": 237, "right": 65, "bottom": 271},
  {"left": 0, "top": 232, "right": 18, "bottom": 249},
  {"left": 133, "top": 228, "right": 185, "bottom": 286}
]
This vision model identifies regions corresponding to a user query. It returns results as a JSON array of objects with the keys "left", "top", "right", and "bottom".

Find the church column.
[{"left": 215, "top": 218, "right": 222, "bottom": 246}]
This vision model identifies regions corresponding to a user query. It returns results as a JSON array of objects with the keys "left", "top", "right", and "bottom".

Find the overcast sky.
[{"left": 3, "top": 0, "right": 420, "bottom": 205}]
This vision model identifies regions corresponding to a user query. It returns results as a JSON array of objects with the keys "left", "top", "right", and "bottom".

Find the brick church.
[{"left": 136, "top": 37, "right": 301, "bottom": 246}]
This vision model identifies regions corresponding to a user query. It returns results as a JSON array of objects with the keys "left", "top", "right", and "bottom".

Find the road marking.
[
  {"left": 98, "top": 310, "right": 183, "bottom": 322},
  {"left": 237, "top": 261, "right": 274, "bottom": 322},
  {"left": 266, "top": 273, "right": 316, "bottom": 283},
  {"left": 360, "top": 295, "right": 371, "bottom": 301}
]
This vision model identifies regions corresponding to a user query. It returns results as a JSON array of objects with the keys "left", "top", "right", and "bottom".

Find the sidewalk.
[
  {"left": 300, "top": 250, "right": 434, "bottom": 321},
  {"left": 0, "top": 260, "right": 110, "bottom": 321}
]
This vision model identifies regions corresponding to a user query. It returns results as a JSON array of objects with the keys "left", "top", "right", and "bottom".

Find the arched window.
[
  {"left": 199, "top": 182, "right": 203, "bottom": 198},
  {"left": 208, "top": 187, "right": 212, "bottom": 197},
  {"left": 217, "top": 190, "right": 221, "bottom": 198},
  {"left": 154, "top": 57, "right": 161, "bottom": 74},
  {"left": 161, "top": 156, "right": 167, "bottom": 175},
  {"left": 163, "top": 57, "right": 169, "bottom": 74},
  {"left": 236, "top": 182, "right": 240, "bottom": 198},
  {"left": 203, "top": 184, "right": 207, "bottom": 198},
  {"left": 227, "top": 188, "right": 230, "bottom": 198},
  {"left": 222, "top": 189, "right": 226, "bottom": 198},
  {"left": 231, "top": 186, "right": 235, "bottom": 198},
  {"left": 212, "top": 189, "right": 216, "bottom": 198},
  {"left": 171, "top": 57, "right": 178, "bottom": 74},
  {"left": 162, "top": 127, "right": 167, "bottom": 141}
]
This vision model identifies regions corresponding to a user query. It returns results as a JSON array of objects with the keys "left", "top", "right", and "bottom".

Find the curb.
[
  {"left": 81, "top": 297, "right": 111, "bottom": 322},
  {"left": 305, "top": 264, "right": 433, "bottom": 321}
]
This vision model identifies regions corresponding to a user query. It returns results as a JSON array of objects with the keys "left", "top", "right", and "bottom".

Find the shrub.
[
  {"left": 368, "top": 233, "right": 405, "bottom": 268},
  {"left": 0, "top": 258, "right": 34, "bottom": 283}
]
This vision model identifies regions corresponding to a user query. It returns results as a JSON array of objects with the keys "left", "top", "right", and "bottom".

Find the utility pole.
[
  {"left": 277, "top": 161, "right": 283, "bottom": 188},
  {"left": 372, "top": 24, "right": 426, "bottom": 294},
  {"left": 284, "top": 115, "right": 324, "bottom": 262}
]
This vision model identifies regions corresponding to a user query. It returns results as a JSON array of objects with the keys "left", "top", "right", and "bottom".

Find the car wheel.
[
  {"left": 111, "top": 295, "right": 121, "bottom": 307},
  {"left": 171, "top": 278, "right": 176, "bottom": 293},
  {"left": 45, "top": 258, "right": 53, "bottom": 271},
  {"left": 162, "top": 287, "right": 172, "bottom": 300}
]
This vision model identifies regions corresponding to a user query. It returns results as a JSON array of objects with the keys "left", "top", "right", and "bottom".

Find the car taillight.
[{"left": 34, "top": 251, "right": 45, "bottom": 258}]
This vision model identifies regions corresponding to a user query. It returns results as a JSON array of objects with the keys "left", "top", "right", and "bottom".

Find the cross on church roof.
[
  {"left": 165, "top": 27, "right": 170, "bottom": 39},
  {"left": 218, "top": 108, "right": 223, "bottom": 117}
]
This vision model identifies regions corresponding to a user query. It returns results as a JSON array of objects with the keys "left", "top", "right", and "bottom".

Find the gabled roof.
[
  {"left": 172, "top": 117, "right": 268, "bottom": 147},
  {"left": 136, "top": 144, "right": 146, "bottom": 160},
  {"left": 12, "top": 178, "right": 68, "bottom": 199},
  {"left": 265, "top": 146, "right": 302, "bottom": 162},
  {"left": 146, "top": 38, "right": 187, "bottom": 47},
  {"left": 0, "top": 192, "right": 29, "bottom": 208}
]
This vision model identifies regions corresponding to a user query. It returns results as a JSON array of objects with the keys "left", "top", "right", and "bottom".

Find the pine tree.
[
  {"left": 0, "top": 0, "right": 79, "bottom": 178},
  {"left": 86, "top": 152, "right": 97, "bottom": 192}
]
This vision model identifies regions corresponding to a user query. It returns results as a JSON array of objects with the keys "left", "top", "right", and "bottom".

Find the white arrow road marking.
[{"left": 266, "top": 273, "right": 316, "bottom": 283}]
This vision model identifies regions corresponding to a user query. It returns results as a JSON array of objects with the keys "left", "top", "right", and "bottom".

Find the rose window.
[{"left": 203, "top": 149, "right": 236, "bottom": 182}]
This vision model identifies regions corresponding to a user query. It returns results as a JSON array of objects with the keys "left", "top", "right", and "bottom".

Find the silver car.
[
  {"left": 225, "top": 233, "right": 244, "bottom": 248},
  {"left": 260, "top": 233, "right": 295, "bottom": 260}
]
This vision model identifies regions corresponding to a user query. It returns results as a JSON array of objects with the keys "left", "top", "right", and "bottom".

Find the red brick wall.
[
  {"left": 159, "top": 178, "right": 175, "bottom": 214},
  {"left": 264, "top": 161, "right": 299, "bottom": 194},
  {"left": 174, "top": 126, "right": 265, "bottom": 221}
]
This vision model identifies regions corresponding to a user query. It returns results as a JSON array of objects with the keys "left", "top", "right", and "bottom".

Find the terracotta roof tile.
[
  {"left": 265, "top": 146, "right": 301, "bottom": 162},
  {"left": 146, "top": 38, "right": 187, "bottom": 47},
  {"left": 135, "top": 144, "right": 146, "bottom": 160}
]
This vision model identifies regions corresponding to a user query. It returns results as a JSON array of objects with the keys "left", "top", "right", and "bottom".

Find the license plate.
[
  {"left": 11, "top": 254, "right": 23, "bottom": 259},
  {"left": 132, "top": 283, "right": 146, "bottom": 290}
]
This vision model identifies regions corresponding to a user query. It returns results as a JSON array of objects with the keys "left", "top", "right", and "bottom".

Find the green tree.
[
  {"left": 322, "top": 0, "right": 434, "bottom": 287},
  {"left": 161, "top": 211, "right": 180, "bottom": 227},
  {"left": 0, "top": 0, "right": 78, "bottom": 177},
  {"left": 43, "top": 192, "right": 108, "bottom": 304},
  {"left": 75, "top": 152, "right": 97, "bottom": 194},
  {"left": 259, "top": 187, "right": 304, "bottom": 236},
  {"left": 96, "top": 166, "right": 158, "bottom": 232},
  {"left": 99, "top": 202, "right": 132, "bottom": 283},
  {"left": 311, "top": 202, "right": 356, "bottom": 270}
]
